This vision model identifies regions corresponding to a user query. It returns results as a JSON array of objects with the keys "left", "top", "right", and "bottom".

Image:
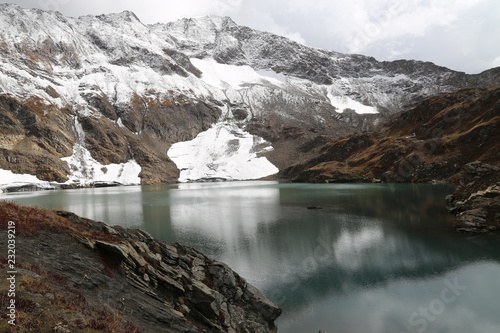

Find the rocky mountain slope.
[
  {"left": 0, "top": 201, "right": 281, "bottom": 332},
  {"left": 281, "top": 86, "right": 500, "bottom": 232},
  {"left": 0, "top": 4, "right": 499, "bottom": 188}
]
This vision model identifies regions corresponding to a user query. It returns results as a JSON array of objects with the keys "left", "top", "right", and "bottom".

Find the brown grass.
[
  {"left": 130, "top": 92, "right": 190, "bottom": 112},
  {"left": 0, "top": 200, "right": 145, "bottom": 332},
  {"left": 0, "top": 201, "right": 121, "bottom": 243}
]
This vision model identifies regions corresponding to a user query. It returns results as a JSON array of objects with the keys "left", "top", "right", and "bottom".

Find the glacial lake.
[{"left": 3, "top": 182, "right": 500, "bottom": 333}]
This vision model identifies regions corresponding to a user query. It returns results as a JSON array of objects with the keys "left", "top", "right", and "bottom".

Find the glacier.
[
  {"left": 61, "top": 143, "right": 142, "bottom": 186},
  {"left": 60, "top": 117, "right": 142, "bottom": 186},
  {"left": 0, "top": 169, "right": 56, "bottom": 192},
  {"left": 0, "top": 151, "right": 142, "bottom": 192},
  {"left": 167, "top": 122, "right": 278, "bottom": 182}
]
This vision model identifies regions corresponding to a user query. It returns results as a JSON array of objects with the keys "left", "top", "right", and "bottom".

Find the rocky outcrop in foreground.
[
  {"left": 281, "top": 86, "right": 500, "bottom": 232},
  {"left": 446, "top": 162, "right": 500, "bottom": 232},
  {"left": 0, "top": 202, "right": 281, "bottom": 332}
]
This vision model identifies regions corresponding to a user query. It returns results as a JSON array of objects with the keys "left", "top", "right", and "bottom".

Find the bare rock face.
[
  {"left": 86, "top": 228, "right": 282, "bottom": 332},
  {"left": 452, "top": 186, "right": 500, "bottom": 232},
  {"left": 0, "top": 95, "right": 74, "bottom": 182},
  {"left": 0, "top": 202, "right": 281, "bottom": 332},
  {"left": 447, "top": 162, "right": 500, "bottom": 232}
]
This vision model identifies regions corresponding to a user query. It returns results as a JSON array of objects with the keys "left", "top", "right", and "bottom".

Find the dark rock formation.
[
  {"left": 447, "top": 162, "right": 500, "bottom": 232},
  {"left": 0, "top": 202, "right": 281, "bottom": 332},
  {"left": 0, "top": 95, "right": 74, "bottom": 182}
]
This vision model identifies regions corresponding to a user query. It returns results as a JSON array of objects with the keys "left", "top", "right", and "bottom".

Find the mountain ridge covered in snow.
[{"left": 0, "top": 3, "right": 498, "bottom": 189}]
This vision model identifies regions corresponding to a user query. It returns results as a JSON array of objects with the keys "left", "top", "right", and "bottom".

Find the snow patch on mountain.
[
  {"left": 191, "top": 58, "right": 284, "bottom": 89},
  {"left": 61, "top": 144, "right": 141, "bottom": 186},
  {"left": 191, "top": 58, "right": 381, "bottom": 115},
  {"left": 0, "top": 169, "right": 55, "bottom": 192},
  {"left": 61, "top": 117, "right": 141, "bottom": 186},
  {"left": 327, "top": 93, "right": 378, "bottom": 114},
  {"left": 0, "top": 151, "right": 142, "bottom": 191},
  {"left": 167, "top": 122, "right": 278, "bottom": 182},
  {"left": 256, "top": 70, "right": 288, "bottom": 82}
]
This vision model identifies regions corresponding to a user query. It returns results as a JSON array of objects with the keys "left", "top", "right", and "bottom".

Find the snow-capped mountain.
[{"left": 0, "top": 4, "right": 498, "bottom": 189}]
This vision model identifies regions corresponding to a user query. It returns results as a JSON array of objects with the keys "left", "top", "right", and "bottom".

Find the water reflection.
[
  {"left": 139, "top": 181, "right": 281, "bottom": 257},
  {"left": 279, "top": 261, "right": 500, "bottom": 333},
  {"left": 3, "top": 186, "right": 145, "bottom": 228},
  {"left": 2, "top": 182, "right": 500, "bottom": 333},
  {"left": 168, "top": 181, "right": 280, "bottom": 241}
]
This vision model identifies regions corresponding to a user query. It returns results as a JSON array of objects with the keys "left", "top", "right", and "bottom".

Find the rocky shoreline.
[
  {"left": 0, "top": 202, "right": 281, "bottom": 332},
  {"left": 0, "top": 180, "right": 125, "bottom": 193}
]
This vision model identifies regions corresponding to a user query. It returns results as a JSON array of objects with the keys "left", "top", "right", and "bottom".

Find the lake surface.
[{"left": 3, "top": 182, "right": 500, "bottom": 333}]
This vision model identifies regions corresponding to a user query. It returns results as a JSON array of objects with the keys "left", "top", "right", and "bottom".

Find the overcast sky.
[{"left": 3, "top": 0, "right": 499, "bottom": 73}]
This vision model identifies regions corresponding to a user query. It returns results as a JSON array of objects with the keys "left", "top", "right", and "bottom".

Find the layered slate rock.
[
  {"left": 447, "top": 162, "right": 500, "bottom": 232},
  {"left": 0, "top": 202, "right": 281, "bottom": 332}
]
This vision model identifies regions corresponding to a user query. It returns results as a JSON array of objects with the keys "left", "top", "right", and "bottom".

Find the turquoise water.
[{"left": 3, "top": 182, "right": 500, "bottom": 333}]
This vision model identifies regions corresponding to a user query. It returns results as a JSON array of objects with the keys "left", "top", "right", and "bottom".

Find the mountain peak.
[
  {"left": 165, "top": 14, "right": 237, "bottom": 32},
  {"left": 116, "top": 10, "right": 141, "bottom": 22},
  {"left": 203, "top": 14, "right": 237, "bottom": 28},
  {"left": 0, "top": 3, "right": 18, "bottom": 10},
  {"left": 94, "top": 10, "right": 142, "bottom": 24}
]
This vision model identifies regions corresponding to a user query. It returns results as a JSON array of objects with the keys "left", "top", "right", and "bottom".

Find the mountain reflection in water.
[{"left": 3, "top": 182, "right": 500, "bottom": 333}]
